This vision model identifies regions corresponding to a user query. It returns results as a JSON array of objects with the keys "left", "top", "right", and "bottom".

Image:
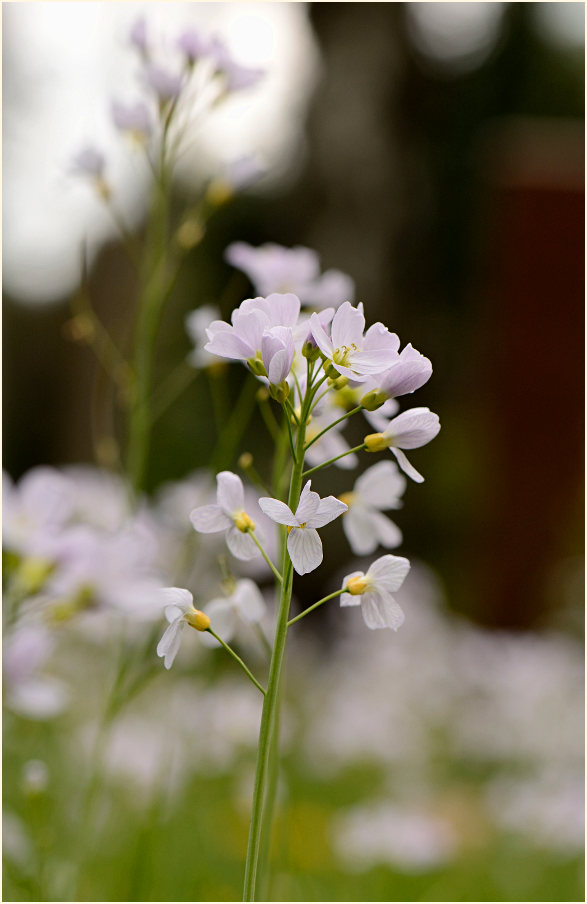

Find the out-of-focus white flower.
[
  {"left": 145, "top": 64, "right": 183, "bottom": 103},
  {"left": 332, "top": 801, "right": 458, "bottom": 873},
  {"left": 199, "top": 578, "right": 266, "bottom": 649},
  {"left": 341, "top": 554, "right": 410, "bottom": 630},
  {"left": 339, "top": 461, "right": 406, "bottom": 555},
  {"left": 185, "top": 304, "right": 225, "bottom": 370},
  {"left": 111, "top": 100, "right": 152, "bottom": 141},
  {"left": 259, "top": 481, "right": 347, "bottom": 575},
  {"left": 3, "top": 467, "right": 72, "bottom": 558},
  {"left": 3, "top": 623, "right": 69, "bottom": 720},
  {"left": 208, "top": 36, "right": 265, "bottom": 94},
  {"left": 156, "top": 587, "right": 211, "bottom": 670},
  {"left": 22, "top": 759, "right": 49, "bottom": 795},
  {"left": 190, "top": 471, "right": 260, "bottom": 561},
  {"left": 364, "top": 407, "right": 441, "bottom": 483},
  {"left": 225, "top": 242, "right": 354, "bottom": 309},
  {"left": 303, "top": 408, "right": 359, "bottom": 472}
]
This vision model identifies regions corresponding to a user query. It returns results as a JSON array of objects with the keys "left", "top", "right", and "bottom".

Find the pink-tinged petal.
[
  {"left": 356, "top": 460, "right": 406, "bottom": 509},
  {"left": 361, "top": 589, "right": 405, "bottom": 630},
  {"left": 370, "top": 510, "right": 402, "bottom": 549},
  {"left": 362, "top": 322, "right": 400, "bottom": 355},
  {"left": 305, "top": 428, "right": 358, "bottom": 470},
  {"left": 340, "top": 570, "right": 364, "bottom": 606},
  {"left": 385, "top": 408, "right": 440, "bottom": 449},
  {"left": 258, "top": 497, "right": 298, "bottom": 527},
  {"left": 307, "top": 495, "right": 347, "bottom": 528},
  {"left": 232, "top": 578, "right": 266, "bottom": 623},
  {"left": 309, "top": 311, "right": 334, "bottom": 358},
  {"left": 295, "top": 480, "right": 321, "bottom": 523},
  {"left": 379, "top": 345, "right": 432, "bottom": 397},
  {"left": 231, "top": 308, "right": 268, "bottom": 354},
  {"left": 287, "top": 527, "right": 323, "bottom": 575},
  {"left": 342, "top": 505, "right": 381, "bottom": 556},
  {"left": 267, "top": 348, "right": 291, "bottom": 384},
  {"left": 161, "top": 587, "right": 193, "bottom": 614},
  {"left": 216, "top": 471, "right": 245, "bottom": 515},
  {"left": 157, "top": 618, "right": 185, "bottom": 668},
  {"left": 390, "top": 448, "right": 425, "bottom": 483},
  {"left": 331, "top": 302, "right": 365, "bottom": 349},
  {"left": 204, "top": 328, "right": 252, "bottom": 361},
  {"left": 264, "top": 293, "right": 301, "bottom": 327},
  {"left": 226, "top": 526, "right": 259, "bottom": 560},
  {"left": 305, "top": 270, "right": 354, "bottom": 309},
  {"left": 351, "top": 347, "right": 400, "bottom": 374},
  {"left": 190, "top": 504, "right": 232, "bottom": 532},
  {"left": 367, "top": 554, "right": 410, "bottom": 592}
]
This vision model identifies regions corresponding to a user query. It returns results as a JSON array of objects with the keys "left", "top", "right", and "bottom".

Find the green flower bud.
[
  {"left": 360, "top": 389, "right": 387, "bottom": 411},
  {"left": 269, "top": 380, "right": 290, "bottom": 404}
]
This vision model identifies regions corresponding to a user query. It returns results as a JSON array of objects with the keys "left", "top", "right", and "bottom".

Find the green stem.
[
  {"left": 287, "top": 588, "right": 346, "bottom": 626},
  {"left": 242, "top": 375, "right": 310, "bottom": 901},
  {"left": 248, "top": 531, "right": 283, "bottom": 584},
  {"left": 302, "top": 443, "right": 366, "bottom": 477},
  {"left": 258, "top": 393, "right": 282, "bottom": 444},
  {"left": 151, "top": 363, "right": 198, "bottom": 422},
  {"left": 212, "top": 373, "right": 259, "bottom": 471},
  {"left": 304, "top": 405, "right": 362, "bottom": 451},
  {"left": 207, "top": 629, "right": 266, "bottom": 696}
]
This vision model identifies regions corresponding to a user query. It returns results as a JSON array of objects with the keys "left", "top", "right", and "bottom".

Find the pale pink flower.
[
  {"left": 310, "top": 302, "right": 399, "bottom": 379},
  {"left": 259, "top": 481, "right": 347, "bottom": 575},
  {"left": 261, "top": 326, "right": 295, "bottom": 384},
  {"left": 225, "top": 242, "right": 354, "bottom": 309},
  {"left": 204, "top": 293, "right": 300, "bottom": 364}
]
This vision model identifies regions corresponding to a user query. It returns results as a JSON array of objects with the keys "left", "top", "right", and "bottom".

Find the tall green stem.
[{"left": 242, "top": 378, "right": 311, "bottom": 901}]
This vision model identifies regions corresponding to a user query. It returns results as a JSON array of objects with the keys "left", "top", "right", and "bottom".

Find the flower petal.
[
  {"left": 370, "top": 510, "right": 402, "bottom": 549},
  {"left": 355, "top": 460, "right": 406, "bottom": 509},
  {"left": 190, "top": 504, "right": 232, "bottom": 533},
  {"left": 342, "top": 504, "right": 381, "bottom": 555},
  {"left": 307, "top": 495, "right": 348, "bottom": 529},
  {"left": 385, "top": 408, "right": 440, "bottom": 449},
  {"left": 216, "top": 471, "right": 245, "bottom": 515},
  {"left": 161, "top": 587, "right": 194, "bottom": 615},
  {"left": 258, "top": 497, "right": 298, "bottom": 527},
  {"left": 199, "top": 599, "right": 236, "bottom": 647},
  {"left": 157, "top": 618, "right": 185, "bottom": 668},
  {"left": 361, "top": 589, "right": 405, "bottom": 630},
  {"left": 294, "top": 480, "right": 321, "bottom": 523},
  {"left": 340, "top": 571, "right": 364, "bottom": 607},
  {"left": 331, "top": 302, "right": 365, "bottom": 350},
  {"left": 390, "top": 448, "right": 425, "bottom": 483},
  {"left": 309, "top": 311, "right": 334, "bottom": 358},
  {"left": 287, "top": 527, "right": 323, "bottom": 575},
  {"left": 232, "top": 578, "right": 266, "bottom": 623},
  {"left": 225, "top": 526, "right": 259, "bottom": 560},
  {"left": 367, "top": 554, "right": 411, "bottom": 592}
]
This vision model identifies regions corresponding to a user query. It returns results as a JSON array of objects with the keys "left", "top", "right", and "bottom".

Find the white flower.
[
  {"left": 340, "top": 461, "right": 406, "bottom": 555},
  {"left": 199, "top": 578, "right": 266, "bottom": 649},
  {"left": 156, "top": 588, "right": 210, "bottom": 670},
  {"left": 190, "top": 471, "right": 259, "bottom": 560},
  {"left": 185, "top": 305, "right": 225, "bottom": 369},
  {"left": 341, "top": 554, "right": 410, "bottom": 630},
  {"left": 364, "top": 407, "right": 441, "bottom": 483},
  {"left": 259, "top": 481, "right": 347, "bottom": 575}
]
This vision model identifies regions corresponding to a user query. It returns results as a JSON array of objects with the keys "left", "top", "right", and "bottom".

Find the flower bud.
[
  {"left": 234, "top": 510, "right": 255, "bottom": 533},
  {"left": 176, "top": 219, "right": 204, "bottom": 250},
  {"left": 360, "top": 389, "right": 387, "bottom": 411},
  {"left": 185, "top": 609, "right": 211, "bottom": 631},
  {"left": 328, "top": 375, "right": 349, "bottom": 390},
  {"left": 238, "top": 452, "right": 253, "bottom": 470},
  {"left": 346, "top": 574, "right": 370, "bottom": 595},
  {"left": 269, "top": 380, "right": 290, "bottom": 404},
  {"left": 364, "top": 432, "right": 390, "bottom": 453},
  {"left": 324, "top": 361, "right": 340, "bottom": 380},
  {"left": 302, "top": 340, "right": 320, "bottom": 361},
  {"left": 206, "top": 179, "right": 233, "bottom": 208},
  {"left": 247, "top": 355, "right": 267, "bottom": 378}
]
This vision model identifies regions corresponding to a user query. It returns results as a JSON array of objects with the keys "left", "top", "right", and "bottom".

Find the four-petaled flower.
[
  {"left": 199, "top": 578, "right": 266, "bottom": 648},
  {"left": 259, "top": 481, "right": 347, "bottom": 575},
  {"left": 156, "top": 588, "right": 211, "bottom": 669},
  {"left": 310, "top": 302, "right": 399, "bottom": 380},
  {"left": 339, "top": 461, "right": 406, "bottom": 555},
  {"left": 190, "top": 471, "right": 259, "bottom": 560},
  {"left": 341, "top": 555, "right": 410, "bottom": 630}
]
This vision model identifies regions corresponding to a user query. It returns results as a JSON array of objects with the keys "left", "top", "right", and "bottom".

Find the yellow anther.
[
  {"left": 364, "top": 432, "right": 391, "bottom": 453},
  {"left": 185, "top": 609, "right": 211, "bottom": 632},
  {"left": 346, "top": 574, "right": 370, "bottom": 595},
  {"left": 234, "top": 510, "right": 255, "bottom": 533}
]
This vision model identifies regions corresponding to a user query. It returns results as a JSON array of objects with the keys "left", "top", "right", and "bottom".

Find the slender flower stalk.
[
  {"left": 206, "top": 628, "right": 266, "bottom": 695},
  {"left": 287, "top": 587, "right": 346, "bottom": 626}
]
